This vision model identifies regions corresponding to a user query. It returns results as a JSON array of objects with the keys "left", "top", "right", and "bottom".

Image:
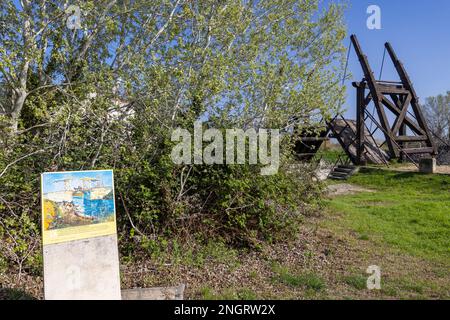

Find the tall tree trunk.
[
  {"left": 8, "top": 1, "right": 32, "bottom": 133},
  {"left": 10, "top": 88, "right": 27, "bottom": 132}
]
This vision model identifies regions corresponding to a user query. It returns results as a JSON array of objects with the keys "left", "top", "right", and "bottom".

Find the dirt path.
[{"left": 325, "top": 184, "right": 374, "bottom": 197}]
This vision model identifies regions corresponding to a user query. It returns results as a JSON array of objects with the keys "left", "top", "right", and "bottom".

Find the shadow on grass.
[
  {"left": 391, "top": 172, "right": 424, "bottom": 179},
  {"left": 0, "top": 288, "right": 36, "bottom": 300}
]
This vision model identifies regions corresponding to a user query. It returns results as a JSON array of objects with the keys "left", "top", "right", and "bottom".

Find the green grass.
[
  {"left": 342, "top": 275, "right": 367, "bottom": 290},
  {"left": 325, "top": 168, "right": 450, "bottom": 263},
  {"left": 143, "top": 238, "right": 240, "bottom": 268},
  {"left": 317, "top": 149, "right": 349, "bottom": 164},
  {"left": 397, "top": 279, "right": 425, "bottom": 294},
  {"left": 271, "top": 263, "right": 326, "bottom": 291}
]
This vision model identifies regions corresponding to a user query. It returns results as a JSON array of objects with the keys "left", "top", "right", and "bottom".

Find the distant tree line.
[{"left": 424, "top": 92, "right": 450, "bottom": 145}]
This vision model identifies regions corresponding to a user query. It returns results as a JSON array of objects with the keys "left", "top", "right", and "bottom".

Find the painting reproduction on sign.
[{"left": 41, "top": 170, "right": 117, "bottom": 245}]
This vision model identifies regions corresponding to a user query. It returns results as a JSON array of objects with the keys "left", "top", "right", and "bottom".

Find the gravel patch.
[{"left": 325, "top": 184, "right": 375, "bottom": 197}]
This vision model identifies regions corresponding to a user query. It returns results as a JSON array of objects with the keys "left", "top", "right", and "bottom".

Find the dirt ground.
[
  {"left": 118, "top": 215, "right": 449, "bottom": 300},
  {"left": 1, "top": 179, "right": 448, "bottom": 300},
  {"left": 1, "top": 212, "right": 448, "bottom": 300}
]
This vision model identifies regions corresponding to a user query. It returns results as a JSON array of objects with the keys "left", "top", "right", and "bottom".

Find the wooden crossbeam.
[
  {"left": 380, "top": 97, "right": 425, "bottom": 136},
  {"left": 329, "top": 35, "right": 438, "bottom": 165},
  {"left": 395, "top": 135, "right": 428, "bottom": 142},
  {"left": 391, "top": 94, "right": 412, "bottom": 135},
  {"left": 402, "top": 147, "right": 435, "bottom": 154},
  {"left": 351, "top": 35, "right": 397, "bottom": 157},
  {"left": 384, "top": 42, "right": 437, "bottom": 155}
]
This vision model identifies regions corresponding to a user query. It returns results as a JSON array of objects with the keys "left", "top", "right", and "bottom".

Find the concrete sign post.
[{"left": 41, "top": 170, "right": 121, "bottom": 300}]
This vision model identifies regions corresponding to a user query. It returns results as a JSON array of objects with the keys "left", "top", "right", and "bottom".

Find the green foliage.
[
  {"left": 343, "top": 275, "right": 367, "bottom": 290},
  {"left": 117, "top": 155, "right": 319, "bottom": 251},
  {"left": 317, "top": 148, "right": 349, "bottom": 164},
  {"left": 129, "top": 237, "right": 240, "bottom": 268},
  {"left": 0, "top": 288, "right": 36, "bottom": 300},
  {"left": 0, "top": 0, "right": 347, "bottom": 276}
]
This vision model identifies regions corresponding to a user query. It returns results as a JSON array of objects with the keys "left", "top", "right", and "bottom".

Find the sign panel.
[
  {"left": 41, "top": 170, "right": 117, "bottom": 245},
  {"left": 43, "top": 234, "right": 121, "bottom": 300},
  {"left": 41, "top": 170, "right": 121, "bottom": 300}
]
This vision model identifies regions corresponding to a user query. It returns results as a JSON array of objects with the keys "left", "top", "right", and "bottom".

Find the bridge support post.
[
  {"left": 356, "top": 82, "right": 367, "bottom": 166},
  {"left": 399, "top": 123, "right": 406, "bottom": 163}
]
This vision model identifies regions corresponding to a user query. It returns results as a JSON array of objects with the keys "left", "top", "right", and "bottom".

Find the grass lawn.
[
  {"left": 324, "top": 168, "right": 450, "bottom": 264},
  {"left": 189, "top": 168, "right": 450, "bottom": 300}
]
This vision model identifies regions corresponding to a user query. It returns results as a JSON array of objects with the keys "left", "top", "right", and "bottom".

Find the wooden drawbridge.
[
  {"left": 295, "top": 35, "right": 437, "bottom": 166},
  {"left": 295, "top": 117, "right": 389, "bottom": 165}
]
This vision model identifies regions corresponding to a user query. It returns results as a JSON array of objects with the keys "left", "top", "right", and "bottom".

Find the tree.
[
  {"left": 0, "top": 0, "right": 348, "bottom": 276},
  {"left": 424, "top": 92, "right": 450, "bottom": 144},
  {"left": 0, "top": 0, "right": 347, "bottom": 133}
]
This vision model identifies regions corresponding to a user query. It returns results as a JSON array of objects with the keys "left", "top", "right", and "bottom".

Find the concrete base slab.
[
  {"left": 419, "top": 158, "right": 436, "bottom": 174},
  {"left": 43, "top": 234, "right": 121, "bottom": 300},
  {"left": 121, "top": 284, "right": 185, "bottom": 300}
]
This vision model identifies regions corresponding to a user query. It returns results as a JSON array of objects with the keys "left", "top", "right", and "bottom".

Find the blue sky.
[
  {"left": 325, "top": 0, "right": 450, "bottom": 119},
  {"left": 42, "top": 170, "right": 114, "bottom": 194}
]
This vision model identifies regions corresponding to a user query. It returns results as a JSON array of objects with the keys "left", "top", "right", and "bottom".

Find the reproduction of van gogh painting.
[{"left": 41, "top": 170, "right": 117, "bottom": 245}]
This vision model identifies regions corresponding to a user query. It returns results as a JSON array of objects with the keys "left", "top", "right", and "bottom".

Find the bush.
[
  {"left": 0, "top": 0, "right": 345, "bottom": 278},
  {"left": 0, "top": 109, "right": 324, "bottom": 275}
]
